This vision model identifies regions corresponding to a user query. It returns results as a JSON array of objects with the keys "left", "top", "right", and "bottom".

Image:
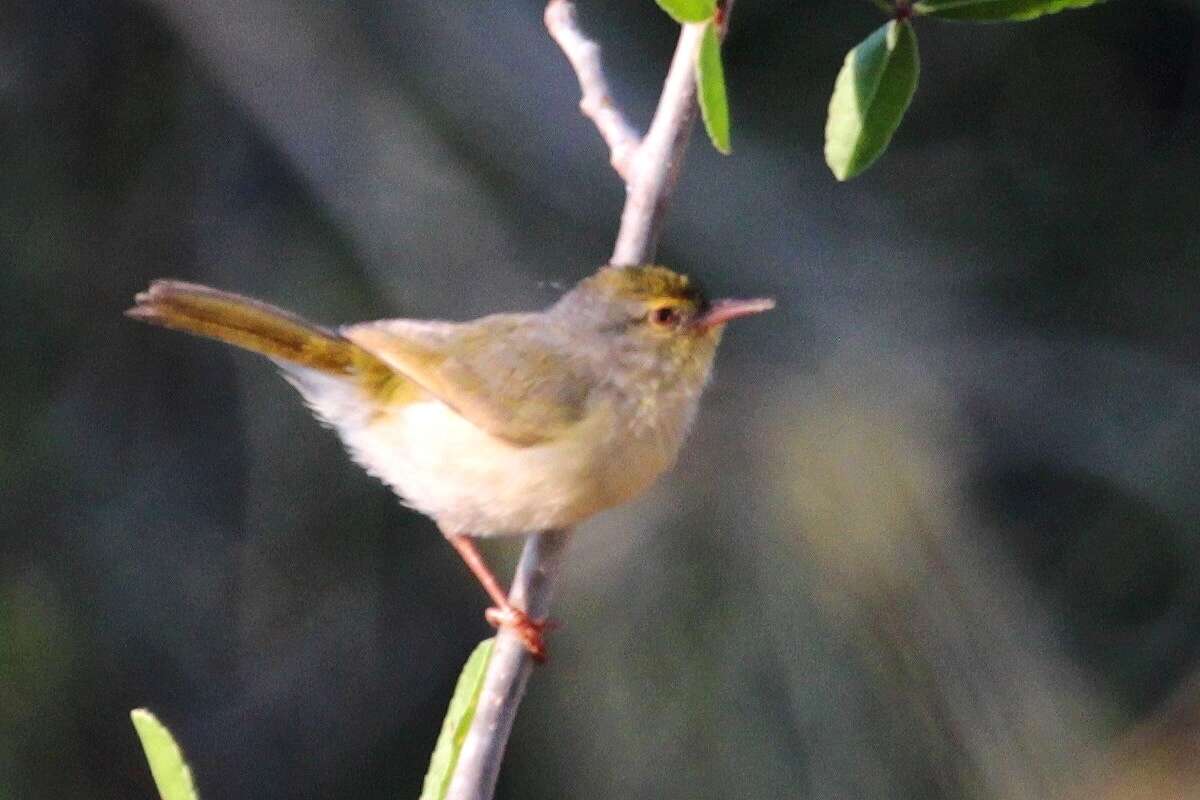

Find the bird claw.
[{"left": 484, "top": 606, "right": 552, "bottom": 663}]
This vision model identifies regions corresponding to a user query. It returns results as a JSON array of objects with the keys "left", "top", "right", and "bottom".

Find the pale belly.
[{"left": 338, "top": 399, "right": 678, "bottom": 536}]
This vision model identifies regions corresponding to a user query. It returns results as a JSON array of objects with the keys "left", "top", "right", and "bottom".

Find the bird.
[{"left": 127, "top": 264, "right": 774, "bottom": 660}]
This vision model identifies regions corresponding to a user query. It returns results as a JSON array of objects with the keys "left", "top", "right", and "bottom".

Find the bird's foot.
[{"left": 485, "top": 606, "right": 552, "bottom": 663}]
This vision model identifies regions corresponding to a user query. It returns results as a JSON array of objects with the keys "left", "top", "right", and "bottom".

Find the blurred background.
[{"left": 2, "top": 0, "right": 1198, "bottom": 797}]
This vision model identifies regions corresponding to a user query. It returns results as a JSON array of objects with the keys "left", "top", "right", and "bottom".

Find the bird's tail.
[{"left": 126, "top": 280, "right": 377, "bottom": 376}]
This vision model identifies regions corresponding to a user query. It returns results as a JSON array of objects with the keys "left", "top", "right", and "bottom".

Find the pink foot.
[{"left": 484, "top": 606, "right": 552, "bottom": 663}]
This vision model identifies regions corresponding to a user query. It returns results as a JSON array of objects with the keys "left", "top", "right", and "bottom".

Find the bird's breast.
[{"left": 336, "top": 395, "right": 687, "bottom": 537}]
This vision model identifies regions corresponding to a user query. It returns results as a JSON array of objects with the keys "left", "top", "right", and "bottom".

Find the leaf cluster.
[{"left": 656, "top": 0, "right": 1111, "bottom": 179}]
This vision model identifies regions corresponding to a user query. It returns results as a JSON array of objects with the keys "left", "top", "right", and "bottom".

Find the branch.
[
  {"left": 611, "top": 16, "right": 710, "bottom": 266},
  {"left": 545, "top": 0, "right": 723, "bottom": 263},
  {"left": 545, "top": 0, "right": 641, "bottom": 181},
  {"left": 446, "top": 3, "right": 733, "bottom": 797},
  {"left": 444, "top": 532, "right": 568, "bottom": 800}
]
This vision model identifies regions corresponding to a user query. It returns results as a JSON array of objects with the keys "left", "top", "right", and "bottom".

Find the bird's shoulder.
[{"left": 341, "top": 313, "right": 592, "bottom": 447}]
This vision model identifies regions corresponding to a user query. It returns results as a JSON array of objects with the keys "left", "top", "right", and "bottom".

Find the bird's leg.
[{"left": 447, "top": 534, "right": 549, "bottom": 663}]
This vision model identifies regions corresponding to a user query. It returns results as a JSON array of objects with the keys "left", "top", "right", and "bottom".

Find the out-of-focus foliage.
[
  {"left": 1, "top": 1, "right": 1198, "bottom": 799},
  {"left": 131, "top": 710, "right": 200, "bottom": 800}
]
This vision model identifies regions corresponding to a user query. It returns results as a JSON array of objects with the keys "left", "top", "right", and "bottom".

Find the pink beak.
[{"left": 693, "top": 297, "right": 776, "bottom": 331}]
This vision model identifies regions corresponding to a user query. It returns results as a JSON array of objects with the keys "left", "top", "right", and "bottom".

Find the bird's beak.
[{"left": 693, "top": 297, "right": 776, "bottom": 331}]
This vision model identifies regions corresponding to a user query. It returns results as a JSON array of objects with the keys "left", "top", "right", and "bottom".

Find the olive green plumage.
[{"left": 127, "top": 265, "right": 773, "bottom": 534}]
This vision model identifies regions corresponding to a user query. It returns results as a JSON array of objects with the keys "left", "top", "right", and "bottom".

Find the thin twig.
[
  {"left": 446, "top": 3, "right": 734, "bottom": 797},
  {"left": 545, "top": 0, "right": 642, "bottom": 181},
  {"left": 613, "top": 0, "right": 734, "bottom": 264},
  {"left": 611, "top": 17, "right": 708, "bottom": 266}
]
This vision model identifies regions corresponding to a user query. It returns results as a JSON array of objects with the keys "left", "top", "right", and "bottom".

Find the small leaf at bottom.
[
  {"left": 130, "top": 709, "right": 200, "bottom": 800},
  {"left": 696, "top": 20, "right": 732, "bottom": 155},
  {"left": 824, "top": 19, "right": 920, "bottom": 181},
  {"left": 420, "top": 638, "right": 495, "bottom": 800}
]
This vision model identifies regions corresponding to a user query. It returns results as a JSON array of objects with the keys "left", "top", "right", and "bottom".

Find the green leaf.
[
  {"left": 824, "top": 20, "right": 919, "bottom": 181},
  {"left": 419, "top": 639, "right": 495, "bottom": 800},
  {"left": 696, "top": 21, "right": 731, "bottom": 155},
  {"left": 653, "top": 0, "right": 716, "bottom": 24},
  {"left": 914, "top": 0, "right": 1108, "bottom": 21},
  {"left": 130, "top": 709, "right": 200, "bottom": 800}
]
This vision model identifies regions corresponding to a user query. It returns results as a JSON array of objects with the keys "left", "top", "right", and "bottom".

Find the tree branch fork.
[
  {"left": 544, "top": 0, "right": 641, "bottom": 181},
  {"left": 445, "top": 2, "right": 728, "bottom": 797}
]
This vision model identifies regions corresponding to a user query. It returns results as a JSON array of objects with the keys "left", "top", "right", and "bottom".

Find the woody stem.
[{"left": 445, "top": 4, "right": 736, "bottom": 799}]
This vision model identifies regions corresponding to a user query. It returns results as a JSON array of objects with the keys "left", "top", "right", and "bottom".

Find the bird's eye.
[{"left": 649, "top": 306, "right": 681, "bottom": 327}]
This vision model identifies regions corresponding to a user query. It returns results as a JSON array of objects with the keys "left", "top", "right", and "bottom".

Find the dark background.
[{"left": 2, "top": 1, "right": 1198, "bottom": 798}]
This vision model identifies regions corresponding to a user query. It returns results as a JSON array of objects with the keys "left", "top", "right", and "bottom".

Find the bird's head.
[{"left": 551, "top": 264, "right": 774, "bottom": 386}]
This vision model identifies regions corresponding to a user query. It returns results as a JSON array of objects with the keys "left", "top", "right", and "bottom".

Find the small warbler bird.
[{"left": 128, "top": 264, "right": 773, "bottom": 660}]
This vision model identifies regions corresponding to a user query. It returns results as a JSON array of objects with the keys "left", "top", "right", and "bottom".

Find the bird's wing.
[{"left": 341, "top": 315, "right": 590, "bottom": 447}]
